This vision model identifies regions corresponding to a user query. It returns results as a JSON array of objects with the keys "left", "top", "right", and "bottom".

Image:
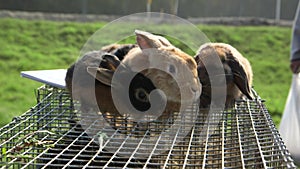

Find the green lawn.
[
  {"left": 201, "top": 25, "right": 292, "bottom": 125},
  {"left": 0, "top": 18, "right": 292, "bottom": 127}
]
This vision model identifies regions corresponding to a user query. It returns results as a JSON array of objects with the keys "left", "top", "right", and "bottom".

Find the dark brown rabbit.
[
  {"left": 66, "top": 50, "right": 174, "bottom": 132},
  {"left": 195, "top": 43, "right": 253, "bottom": 108}
]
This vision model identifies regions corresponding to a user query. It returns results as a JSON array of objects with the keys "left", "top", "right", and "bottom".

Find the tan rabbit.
[
  {"left": 195, "top": 43, "right": 253, "bottom": 108},
  {"left": 121, "top": 30, "right": 201, "bottom": 109}
]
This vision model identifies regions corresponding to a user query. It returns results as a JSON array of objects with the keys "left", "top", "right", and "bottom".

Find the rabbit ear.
[
  {"left": 87, "top": 67, "right": 113, "bottom": 86},
  {"left": 102, "top": 54, "right": 120, "bottom": 70},
  {"left": 135, "top": 30, "right": 172, "bottom": 49},
  {"left": 227, "top": 57, "right": 253, "bottom": 100},
  {"left": 86, "top": 54, "right": 121, "bottom": 86},
  {"left": 194, "top": 54, "right": 200, "bottom": 64}
]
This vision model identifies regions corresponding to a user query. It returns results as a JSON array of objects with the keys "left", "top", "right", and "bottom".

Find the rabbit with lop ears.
[
  {"left": 65, "top": 51, "right": 120, "bottom": 115},
  {"left": 122, "top": 30, "right": 201, "bottom": 110},
  {"left": 195, "top": 43, "right": 253, "bottom": 108},
  {"left": 65, "top": 48, "right": 168, "bottom": 130}
]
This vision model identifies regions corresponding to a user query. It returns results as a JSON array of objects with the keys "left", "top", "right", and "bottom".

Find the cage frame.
[{"left": 0, "top": 85, "right": 296, "bottom": 168}]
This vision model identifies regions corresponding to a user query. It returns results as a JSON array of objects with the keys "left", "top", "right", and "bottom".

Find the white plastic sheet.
[
  {"left": 279, "top": 74, "right": 300, "bottom": 164},
  {"left": 21, "top": 69, "right": 67, "bottom": 88}
]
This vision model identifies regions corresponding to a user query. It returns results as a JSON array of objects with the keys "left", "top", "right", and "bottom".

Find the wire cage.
[{"left": 0, "top": 85, "right": 296, "bottom": 168}]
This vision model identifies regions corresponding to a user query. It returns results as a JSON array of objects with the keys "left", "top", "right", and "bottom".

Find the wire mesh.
[{"left": 0, "top": 85, "right": 296, "bottom": 168}]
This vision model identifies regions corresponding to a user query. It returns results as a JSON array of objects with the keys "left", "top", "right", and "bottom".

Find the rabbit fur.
[
  {"left": 195, "top": 43, "right": 253, "bottom": 108},
  {"left": 65, "top": 45, "right": 182, "bottom": 131},
  {"left": 65, "top": 30, "right": 202, "bottom": 133},
  {"left": 120, "top": 30, "right": 201, "bottom": 109}
]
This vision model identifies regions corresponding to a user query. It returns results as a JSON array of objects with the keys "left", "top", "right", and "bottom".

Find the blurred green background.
[{"left": 0, "top": 18, "right": 292, "bottom": 128}]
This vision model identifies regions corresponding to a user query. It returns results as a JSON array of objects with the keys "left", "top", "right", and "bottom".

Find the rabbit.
[
  {"left": 66, "top": 49, "right": 165, "bottom": 113},
  {"left": 65, "top": 51, "right": 120, "bottom": 115},
  {"left": 65, "top": 49, "right": 181, "bottom": 134},
  {"left": 101, "top": 43, "right": 137, "bottom": 61},
  {"left": 65, "top": 30, "right": 202, "bottom": 134},
  {"left": 120, "top": 30, "right": 202, "bottom": 110},
  {"left": 195, "top": 43, "right": 253, "bottom": 108}
]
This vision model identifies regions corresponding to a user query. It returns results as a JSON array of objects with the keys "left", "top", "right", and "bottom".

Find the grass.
[
  {"left": 0, "top": 18, "right": 104, "bottom": 127},
  {"left": 201, "top": 26, "right": 292, "bottom": 125},
  {"left": 0, "top": 18, "right": 292, "bottom": 127}
]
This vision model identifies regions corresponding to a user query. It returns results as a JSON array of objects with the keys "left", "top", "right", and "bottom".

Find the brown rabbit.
[
  {"left": 195, "top": 43, "right": 253, "bottom": 108},
  {"left": 66, "top": 30, "right": 201, "bottom": 134},
  {"left": 66, "top": 48, "right": 184, "bottom": 134},
  {"left": 65, "top": 51, "right": 123, "bottom": 115},
  {"left": 121, "top": 30, "right": 201, "bottom": 110}
]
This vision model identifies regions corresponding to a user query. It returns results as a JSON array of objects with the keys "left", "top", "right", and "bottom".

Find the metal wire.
[{"left": 0, "top": 85, "right": 296, "bottom": 168}]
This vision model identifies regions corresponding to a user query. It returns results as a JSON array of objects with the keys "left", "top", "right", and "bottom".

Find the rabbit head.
[
  {"left": 195, "top": 43, "right": 253, "bottom": 108},
  {"left": 87, "top": 54, "right": 168, "bottom": 116},
  {"left": 121, "top": 30, "right": 201, "bottom": 108},
  {"left": 65, "top": 51, "right": 120, "bottom": 114},
  {"left": 101, "top": 43, "right": 137, "bottom": 61}
]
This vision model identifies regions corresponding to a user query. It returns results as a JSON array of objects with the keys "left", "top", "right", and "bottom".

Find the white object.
[
  {"left": 21, "top": 69, "right": 67, "bottom": 88},
  {"left": 279, "top": 74, "right": 300, "bottom": 164}
]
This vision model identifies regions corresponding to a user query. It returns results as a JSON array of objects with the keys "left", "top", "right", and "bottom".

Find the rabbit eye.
[
  {"left": 168, "top": 64, "right": 176, "bottom": 74},
  {"left": 134, "top": 88, "right": 149, "bottom": 102}
]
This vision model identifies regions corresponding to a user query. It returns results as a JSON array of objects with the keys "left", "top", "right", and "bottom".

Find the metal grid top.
[{"left": 0, "top": 85, "right": 296, "bottom": 168}]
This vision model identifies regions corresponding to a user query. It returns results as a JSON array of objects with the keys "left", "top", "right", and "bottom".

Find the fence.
[{"left": 0, "top": 0, "right": 299, "bottom": 20}]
